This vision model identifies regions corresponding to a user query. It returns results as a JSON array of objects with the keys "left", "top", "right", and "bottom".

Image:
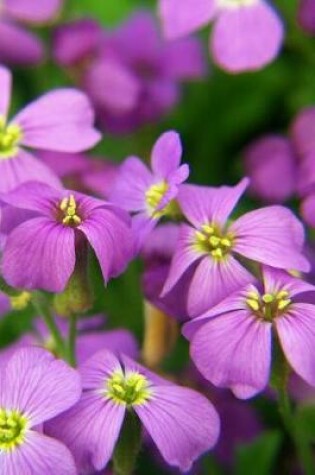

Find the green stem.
[
  {"left": 113, "top": 411, "right": 142, "bottom": 475},
  {"left": 32, "top": 293, "right": 66, "bottom": 359},
  {"left": 274, "top": 352, "right": 314, "bottom": 475},
  {"left": 68, "top": 314, "right": 77, "bottom": 367}
]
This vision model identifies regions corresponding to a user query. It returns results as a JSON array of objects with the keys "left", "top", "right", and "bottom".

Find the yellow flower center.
[
  {"left": 145, "top": 181, "right": 178, "bottom": 219},
  {"left": 0, "top": 409, "right": 28, "bottom": 451},
  {"left": 106, "top": 371, "right": 152, "bottom": 406},
  {"left": 246, "top": 290, "right": 292, "bottom": 321},
  {"left": 0, "top": 116, "right": 22, "bottom": 159},
  {"left": 59, "top": 194, "right": 82, "bottom": 226},
  {"left": 194, "top": 223, "right": 234, "bottom": 261},
  {"left": 9, "top": 291, "right": 32, "bottom": 311}
]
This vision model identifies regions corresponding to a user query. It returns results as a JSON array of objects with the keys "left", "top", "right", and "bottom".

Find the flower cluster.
[{"left": 1, "top": 2, "right": 315, "bottom": 474}]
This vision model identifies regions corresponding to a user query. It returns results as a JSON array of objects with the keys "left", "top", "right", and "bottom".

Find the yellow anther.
[
  {"left": 278, "top": 299, "right": 291, "bottom": 311},
  {"left": 211, "top": 248, "right": 224, "bottom": 259},
  {"left": 202, "top": 224, "right": 215, "bottom": 234},
  {"left": 195, "top": 231, "right": 207, "bottom": 242},
  {"left": 246, "top": 299, "right": 260, "bottom": 311},
  {"left": 262, "top": 293, "right": 274, "bottom": 304},
  {"left": 106, "top": 371, "right": 152, "bottom": 406},
  {"left": 247, "top": 291, "right": 259, "bottom": 300},
  {"left": 209, "top": 235, "right": 221, "bottom": 247},
  {"left": 0, "top": 117, "right": 22, "bottom": 159},
  {"left": 276, "top": 290, "right": 289, "bottom": 300},
  {"left": 60, "top": 194, "right": 82, "bottom": 226},
  {"left": 9, "top": 292, "right": 32, "bottom": 311},
  {"left": 221, "top": 238, "right": 232, "bottom": 247}
]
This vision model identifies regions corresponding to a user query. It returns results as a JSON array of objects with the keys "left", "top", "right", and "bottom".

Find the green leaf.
[{"left": 235, "top": 430, "right": 282, "bottom": 475}]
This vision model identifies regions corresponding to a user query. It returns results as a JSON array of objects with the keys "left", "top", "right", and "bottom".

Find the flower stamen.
[
  {"left": 194, "top": 223, "right": 234, "bottom": 261},
  {"left": 0, "top": 409, "right": 28, "bottom": 451},
  {"left": 105, "top": 371, "right": 152, "bottom": 406},
  {"left": 59, "top": 195, "right": 82, "bottom": 226},
  {"left": 0, "top": 116, "right": 22, "bottom": 159}
]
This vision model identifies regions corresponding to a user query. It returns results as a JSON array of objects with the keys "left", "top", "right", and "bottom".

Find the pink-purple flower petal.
[{"left": 191, "top": 310, "right": 272, "bottom": 398}]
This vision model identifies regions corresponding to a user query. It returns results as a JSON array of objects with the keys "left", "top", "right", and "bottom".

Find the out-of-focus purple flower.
[
  {"left": 163, "top": 179, "right": 309, "bottom": 317},
  {"left": 46, "top": 350, "right": 220, "bottom": 473},
  {"left": 298, "top": 0, "right": 315, "bottom": 34},
  {"left": 184, "top": 266, "right": 315, "bottom": 399},
  {"left": 297, "top": 152, "right": 315, "bottom": 197},
  {"left": 301, "top": 192, "right": 315, "bottom": 228},
  {"left": 110, "top": 131, "right": 189, "bottom": 247},
  {"left": 54, "top": 12, "right": 206, "bottom": 133},
  {"left": 1, "top": 182, "right": 134, "bottom": 292},
  {"left": 0, "top": 292, "right": 10, "bottom": 317},
  {"left": 0, "top": 346, "right": 80, "bottom": 474},
  {"left": 290, "top": 107, "right": 315, "bottom": 159},
  {"left": 159, "top": 0, "right": 284, "bottom": 73},
  {"left": 53, "top": 18, "right": 103, "bottom": 67},
  {"left": 141, "top": 224, "right": 192, "bottom": 322},
  {"left": 0, "top": 315, "right": 139, "bottom": 364},
  {"left": 0, "top": 65, "right": 101, "bottom": 193},
  {"left": 0, "top": 0, "right": 63, "bottom": 65},
  {"left": 39, "top": 150, "right": 119, "bottom": 199},
  {"left": 244, "top": 135, "right": 297, "bottom": 203}
]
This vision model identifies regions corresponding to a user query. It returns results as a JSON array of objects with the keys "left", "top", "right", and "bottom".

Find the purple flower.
[
  {"left": 141, "top": 224, "right": 192, "bottom": 321},
  {"left": 0, "top": 65, "right": 101, "bottom": 193},
  {"left": 184, "top": 266, "right": 315, "bottom": 399},
  {"left": 162, "top": 179, "right": 310, "bottom": 317},
  {"left": 298, "top": 0, "right": 315, "bottom": 34},
  {"left": 1, "top": 315, "right": 139, "bottom": 365},
  {"left": 244, "top": 135, "right": 297, "bottom": 203},
  {"left": 301, "top": 192, "right": 315, "bottom": 228},
  {"left": 38, "top": 150, "right": 119, "bottom": 199},
  {"left": 0, "top": 346, "right": 81, "bottom": 474},
  {"left": 0, "top": 0, "right": 62, "bottom": 65},
  {"left": 110, "top": 131, "right": 189, "bottom": 247},
  {"left": 159, "top": 0, "right": 284, "bottom": 73},
  {"left": 54, "top": 12, "right": 206, "bottom": 133},
  {"left": 46, "top": 350, "right": 220, "bottom": 473},
  {"left": 1, "top": 181, "right": 134, "bottom": 292},
  {"left": 53, "top": 18, "right": 103, "bottom": 67},
  {"left": 290, "top": 107, "right": 315, "bottom": 159}
]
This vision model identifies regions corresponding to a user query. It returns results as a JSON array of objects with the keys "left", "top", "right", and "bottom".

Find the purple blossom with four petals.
[
  {"left": 110, "top": 130, "right": 189, "bottom": 248},
  {"left": 1, "top": 182, "right": 134, "bottom": 292},
  {"left": 0, "top": 66, "right": 101, "bottom": 193},
  {"left": 159, "top": 0, "right": 284, "bottom": 73},
  {"left": 184, "top": 266, "right": 315, "bottom": 399},
  {"left": 46, "top": 350, "right": 220, "bottom": 473},
  {"left": 0, "top": 0, "right": 62, "bottom": 65},
  {"left": 162, "top": 179, "right": 310, "bottom": 317},
  {"left": 0, "top": 346, "right": 81, "bottom": 474}
]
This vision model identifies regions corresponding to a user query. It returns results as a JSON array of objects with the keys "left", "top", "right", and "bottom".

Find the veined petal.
[
  {"left": 231, "top": 206, "right": 310, "bottom": 272},
  {"left": 0, "top": 150, "right": 62, "bottom": 194},
  {"left": 109, "top": 156, "right": 154, "bottom": 212},
  {"left": 262, "top": 266, "right": 315, "bottom": 298},
  {"left": 1, "top": 181, "right": 62, "bottom": 214},
  {"left": 159, "top": 0, "right": 216, "bottom": 39},
  {"left": 162, "top": 224, "right": 202, "bottom": 295},
  {"left": 13, "top": 90, "right": 101, "bottom": 152},
  {"left": 151, "top": 131, "right": 182, "bottom": 178},
  {"left": 0, "top": 347, "right": 81, "bottom": 425},
  {"left": 187, "top": 254, "right": 254, "bottom": 317},
  {"left": 191, "top": 310, "right": 272, "bottom": 399},
  {"left": 2, "top": 217, "right": 75, "bottom": 292},
  {"left": 78, "top": 208, "right": 134, "bottom": 282},
  {"left": 178, "top": 178, "right": 249, "bottom": 228},
  {"left": 276, "top": 303, "right": 315, "bottom": 387},
  {"left": 0, "top": 65, "right": 11, "bottom": 118},
  {"left": 135, "top": 385, "right": 220, "bottom": 471},
  {"left": 79, "top": 349, "right": 122, "bottom": 389},
  {"left": 211, "top": 2, "right": 284, "bottom": 73},
  {"left": 0, "top": 21, "right": 43, "bottom": 65},
  {"left": 183, "top": 286, "right": 250, "bottom": 339},
  {"left": 0, "top": 431, "right": 77, "bottom": 475},
  {"left": 46, "top": 392, "right": 125, "bottom": 473},
  {"left": 4, "top": 0, "right": 62, "bottom": 23}
]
